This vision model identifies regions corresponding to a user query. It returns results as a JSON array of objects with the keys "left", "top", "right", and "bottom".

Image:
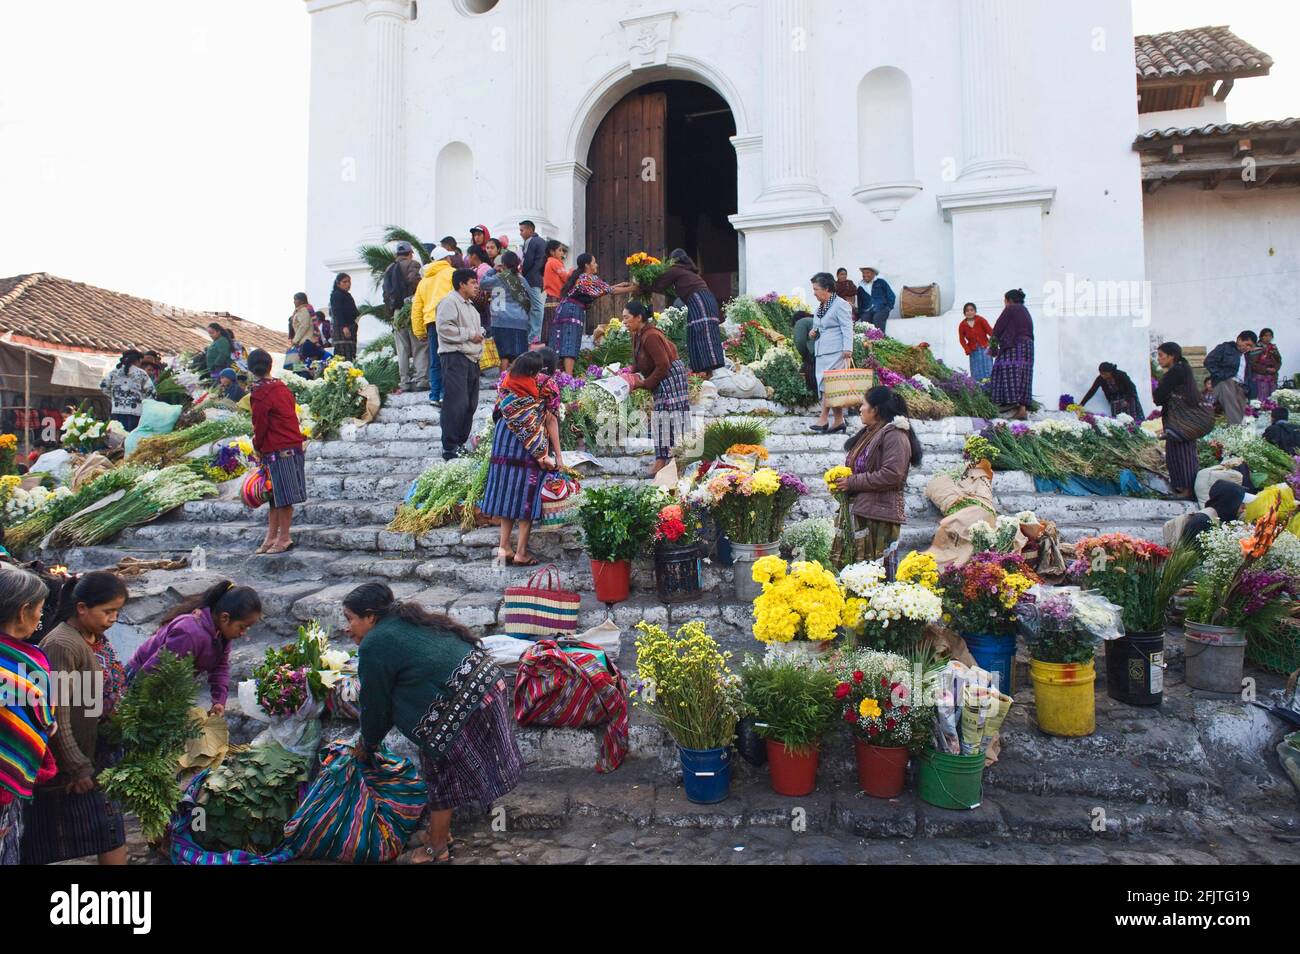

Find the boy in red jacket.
[{"left": 248, "top": 349, "right": 307, "bottom": 554}]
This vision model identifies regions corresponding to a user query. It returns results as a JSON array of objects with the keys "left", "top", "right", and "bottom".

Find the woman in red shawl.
[{"left": 987, "top": 288, "right": 1035, "bottom": 420}]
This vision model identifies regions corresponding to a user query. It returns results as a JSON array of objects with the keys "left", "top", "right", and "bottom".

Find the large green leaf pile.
[{"left": 198, "top": 742, "right": 308, "bottom": 854}]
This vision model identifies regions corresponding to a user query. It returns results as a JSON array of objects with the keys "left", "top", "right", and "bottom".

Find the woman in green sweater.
[
  {"left": 345, "top": 582, "right": 521, "bottom": 865},
  {"left": 204, "top": 322, "right": 233, "bottom": 379}
]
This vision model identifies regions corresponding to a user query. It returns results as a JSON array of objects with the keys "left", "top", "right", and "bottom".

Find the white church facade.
[{"left": 302, "top": 0, "right": 1296, "bottom": 401}]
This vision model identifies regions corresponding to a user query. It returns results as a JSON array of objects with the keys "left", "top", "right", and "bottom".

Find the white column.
[
  {"left": 503, "top": 0, "right": 555, "bottom": 235},
  {"left": 757, "top": 0, "right": 820, "bottom": 201},
  {"left": 957, "top": 0, "right": 1031, "bottom": 180},
  {"left": 363, "top": 0, "right": 409, "bottom": 240}
]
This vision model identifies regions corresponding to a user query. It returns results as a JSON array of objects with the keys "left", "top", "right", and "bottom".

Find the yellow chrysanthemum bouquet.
[
  {"left": 626, "top": 251, "right": 668, "bottom": 302},
  {"left": 751, "top": 556, "right": 853, "bottom": 644},
  {"left": 633, "top": 619, "right": 743, "bottom": 750},
  {"left": 824, "top": 465, "right": 855, "bottom": 568}
]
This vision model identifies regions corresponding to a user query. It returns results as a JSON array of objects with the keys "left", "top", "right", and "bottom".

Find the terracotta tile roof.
[
  {"left": 0, "top": 273, "right": 285, "bottom": 357},
  {"left": 1136, "top": 116, "right": 1300, "bottom": 142},
  {"left": 1134, "top": 25, "right": 1272, "bottom": 81}
]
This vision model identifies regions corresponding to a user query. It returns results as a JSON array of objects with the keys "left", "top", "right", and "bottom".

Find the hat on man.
[
  {"left": 394, "top": 241, "right": 414, "bottom": 254},
  {"left": 859, "top": 266, "right": 877, "bottom": 274},
  {"left": 431, "top": 248, "right": 454, "bottom": 261},
  {"left": 217, "top": 368, "right": 238, "bottom": 382}
]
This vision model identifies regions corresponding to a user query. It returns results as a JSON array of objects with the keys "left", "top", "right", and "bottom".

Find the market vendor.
[
  {"left": 345, "top": 582, "right": 521, "bottom": 866},
  {"left": 624, "top": 300, "right": 692, "bottom": 477},
  {"left": 551, "top": 254, "right": 635, "bottom": 375},
  {"left": 99, "top": 350, "right": 156, "bottom": 431},
  {"left": 1079, "top": 362, "right": 1144, "bottom": 418},
  {"left": 988, "top": 289, "right": 1035, "bottom": 421},
  {"left": 638, "top": 249, "right": 725, "bottom": 377},
  {"left": 1162, "top": 479, "right": 1246, "bottom": 545},
  {"left": 217, "top": 368, "right": 245, "bottom": 403},
  {"left": 23, "top": 572, "right": 130, "bottom": 865},
  {"left": 830, "top": 385, "right": 924, "bottom": 567},
  {"left": 126, "top": 579, "right": 263, "bottom": 715},
  {"left": 249, "top": 347, "right": 308, "bottom": 554}
]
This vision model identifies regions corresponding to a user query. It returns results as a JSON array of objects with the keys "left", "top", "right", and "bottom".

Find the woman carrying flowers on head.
[
  {"left": 480, "top": 350, "right": 558, "bottom": 567},
  {"left": 828, "top": 386, "right": 924, "bottom": 569}
]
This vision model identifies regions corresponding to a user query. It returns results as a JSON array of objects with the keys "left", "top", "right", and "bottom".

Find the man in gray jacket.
[
  {"left": 435, "top": 268, "right": 485, "bottom": 460},
  {"left": 518, "top": 220, "right": 547, "bottom": 344}
]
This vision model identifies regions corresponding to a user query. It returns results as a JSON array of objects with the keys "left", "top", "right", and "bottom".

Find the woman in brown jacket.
[
  {"left": 23, "top": 571, "right": 130, "bottom": 865},
  {"left": 624, "top": 300, "right": 693, "bottom": 476},
  {"left": 829, "top": 386, "right": 924, "bottom": 568}
]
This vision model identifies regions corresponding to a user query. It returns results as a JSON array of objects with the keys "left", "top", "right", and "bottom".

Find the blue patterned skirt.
[
  {"left": 419, "top": 688, "right": 522, "bottom": 812},
  {"left": 551, "top": 302, "right": 585, "bottom": 359},
  {"left": 264, "top": 447, "right": 308, "bottom": 508},
  {"left": 989, "top": 338, "right": 1034, "bottom": 407},
  {"left": 652, "top": 360, "right": 693, "bottom": 459},
  {"left": 968, "top": 346, "right": 993, "bottom": 383},
  {"left": 492, "top": 326, "right": 529, "bottom": 362},
  {"left": 684, "top": 290, "right": 726, "bottom": 373},
  {"left": 479, "top": 419, "right": 544, "bottom": 521}
]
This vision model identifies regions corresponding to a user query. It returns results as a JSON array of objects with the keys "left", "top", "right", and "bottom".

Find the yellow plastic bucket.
[{"left": 1029, "top": 658, "right": 1096, "bottom": 737}]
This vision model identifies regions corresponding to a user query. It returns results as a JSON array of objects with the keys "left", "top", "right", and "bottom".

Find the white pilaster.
[
  {"left": 757, "top": 0, "right": 820, "bottom": 203},
  {"left": 362, "top": 0, "right": 409, "bottom": 243},
  {"left": 957, "top": 0, "right": 1031, "bottom": 180},
  {"left": 502, "top": 0, "right": 556, "bottom": 239}
]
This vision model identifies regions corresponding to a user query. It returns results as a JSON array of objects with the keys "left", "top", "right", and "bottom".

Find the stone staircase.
[{"left": 44, "top": 381, "right": 1300, "bottom": 853}]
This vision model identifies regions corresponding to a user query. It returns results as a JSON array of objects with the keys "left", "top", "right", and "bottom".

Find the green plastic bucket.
[{"left": 917, "top": 749, "right": 985, "bottom": 810}]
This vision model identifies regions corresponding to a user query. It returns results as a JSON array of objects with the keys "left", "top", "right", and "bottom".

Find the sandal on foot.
[{"left": 512, "top": 555, "right": 539, "bottom": 567}]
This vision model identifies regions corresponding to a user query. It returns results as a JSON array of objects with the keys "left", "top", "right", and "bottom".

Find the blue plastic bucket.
[
  {"left": 678, "top": 746, "right": 731, "bottom": 804},
  {"left": 964, "top": 632, "right": 1017, "bottom": 694}
]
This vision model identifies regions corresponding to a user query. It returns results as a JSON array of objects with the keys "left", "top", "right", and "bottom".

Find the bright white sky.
[{"left": 0, "top": 1, "right": 1295, "bottom": 331}]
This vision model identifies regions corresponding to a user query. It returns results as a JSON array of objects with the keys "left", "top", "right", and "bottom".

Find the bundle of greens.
[
  {"left": 700, "top": 417, "right": 769, "bottom": 461},
  {"left": 47, "top": 464, "right": 218, "bottom": 547},
  {"left": 153, "top": 370, "right": 194, "bottom": 407},
  {"left": 196, "top": 742, "right": 309, "bottom": 854},
  {"left": 357, "top": 352, "right": 399, "bottom": 396},
  {"left": 1200, "top": 424, "right": 1297, "bottom": 486},
  {"left": 98, "top": 651, "right": 201, "bottom": 842},
  {"left": 981, "top": 417, "right": 1164, "bottom": 488},
  {"left": 361, "top": 333, "right": 395, "bottom": 358},
  {"left": 752, "top": 346, "right": 815, "bottom": 408},
  {"left": 388, "top": 422, "right": 493, "bottom": 533},
  {"left": 129, "top": 415, "right": 254, "bottom": 467},
  {"left": 581, "top": 321, "right": 632, "bottom": 369},
  {"left": 2, "top": 465, "right": 142, "bottom": 551}
]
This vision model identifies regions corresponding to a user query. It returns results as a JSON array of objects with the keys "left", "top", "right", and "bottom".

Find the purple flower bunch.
[
  {"left": 214, "top": 443, "right": 244, "bottom": 473},
  {"left": 1058, "top": 394, "right": 1076, "bottom": 411},
  {"left": 1286, "top": 457, "right": 1300, "bottom": 495},
  {"left": 877, "top": 367, "right": 906, "bottom": 389},
  {"left": 1010, "top": 422, "right": 1030, "bottom": 437},
  {"left": 554, "top": 371, "right": 585, "bottom": 392},
  {"left": 864, "top": 325, "right": 885, "bottom": 342},
  {"left": 586, "top": 365, "right": 605, "bottom": 379},
  {"left": 1066, "top": 557, "right": 1090, "bottom": 580},
  {"left": 779, "top": 472, "right": 809, "bottom": 495},
  {"left": 1040, "top": 596, "right": 1074, "bottom": 626},
  {"left": 939, "top": 370, "right": 980, "bottom": 396},
  {"left": 756, "top": 291, "right": 779, "bottom": 305},
  {"left": 1237, "top": 568, "right": 1297, "bottom": 615}
]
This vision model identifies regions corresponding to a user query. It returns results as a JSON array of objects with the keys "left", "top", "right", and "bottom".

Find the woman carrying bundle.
[
  {"left": 624, "top": 300, "right": 692, "bottom": 476},
  {"left": 480, "top": 351, "right": 558, "bottom": 567},
  {"left": 829, "top": 385, "right": 924, "bottom": 568},
  {"left": 23, "top": 571, "right": 130, "bottom": 865},
  {"left": 126, "top": 579, "right": 263, "bottom": 716},
  {"left": 345, "top": 582, "right": 521, "bottom": 865}
]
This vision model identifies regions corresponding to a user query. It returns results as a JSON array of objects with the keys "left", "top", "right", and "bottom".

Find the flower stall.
[
  {"left": 699, "top": 467, "right": 807, "bottom": 598},
  {"left": 739, "top": 654, "right": 841, "bottom": 796},
  {"left": 633, "top": 620, "right": 744, "bottom": 804},
  {"left": 830, "top": 648, "right": 933, "bottom": 798},
  {"left": 750, "top": 555, "right": 855, "bottom": 658},
  {"left": 1069, "top": 534, "right": 1199, "bottom": 706},
  {"left": 937, "top": 553, "right": 1038, "bottom": 693},
  {"left": 839, "top": 556, "right": 944, "bottom": 652}
]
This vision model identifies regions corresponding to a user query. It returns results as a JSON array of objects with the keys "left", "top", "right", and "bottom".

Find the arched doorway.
[{"left": 583, "top": 80, "right": 738, "bottom": 326}]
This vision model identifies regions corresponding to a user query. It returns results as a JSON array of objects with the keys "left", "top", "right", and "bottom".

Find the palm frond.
[
  {"left": 359, "top": 245, "right": 396, "bottom": 286},
  {"left": 384, "top": 227, "right": 431, "bottom": 264},
  {"left": 357, "top": 303, "right": 392, "bottom": 325}
]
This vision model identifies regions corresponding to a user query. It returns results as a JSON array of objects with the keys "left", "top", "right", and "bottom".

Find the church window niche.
[
  {"left": 851, "top": 66, "right": 922, "bottom": 222},
  {"left": 454, "top": 0, "right": 499, "bottom": 14},
  {"left": 434, "top": 142, "right": 476, "bottom": 241}
]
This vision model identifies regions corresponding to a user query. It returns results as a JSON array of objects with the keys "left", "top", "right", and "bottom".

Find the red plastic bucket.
[{"left": 591, "top": 559, "right": 631, "bottom": 604}]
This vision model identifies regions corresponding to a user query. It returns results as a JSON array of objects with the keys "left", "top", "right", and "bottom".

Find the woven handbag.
[
  {"left": 539, "top": 473, "right": 582, "bottom": 526},
  {"left": 502, "top": 563, "right": 581, "bottom": 639},
  {"left": 1164, "top": 393, "right": 1214, "bottom": 441},
  {"left": 822, "top": 364, "right": 875, "bottom": 409},
  {"left": 241, "top": 465, "right": 271, "bottom": 509}
]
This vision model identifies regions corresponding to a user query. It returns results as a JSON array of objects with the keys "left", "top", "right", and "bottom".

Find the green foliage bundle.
[
  {"left": 739, "top": 655, "right": 841, "bottom": 752},
  {"left": 754, "top": 348, "right": 815, "bottom": 408},
  {"left": 197, "top": 743, "right": 309, "bottom": 854},
  {"left": 700, "top": 417, "right": 769, "bottom": 461},
  {"left": 3, "top": 466, "right": 142, "bottom": 551},
  {"left": 577, "top": 484, "right": 661, "bottom": 563},
  {"left": 129, "top": 415, "right": 253, "bottom": 467},
  {"left": 99, "top": 651, "right": 201, "bottom": 842}
]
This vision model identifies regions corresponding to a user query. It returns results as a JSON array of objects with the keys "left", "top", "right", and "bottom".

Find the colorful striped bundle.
[
  {"left": 0, "top": 634, "right": 56, "bottom": 801},
  {"left": 281, "top": 743, "right": 425, "bottom": 864},
  {"left": 514, "top": 639, "right": 629, "bottom": 773}
]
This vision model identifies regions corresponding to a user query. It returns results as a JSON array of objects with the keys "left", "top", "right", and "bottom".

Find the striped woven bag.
[
  {"left": 513, "top": 639, "right": 629, "bottom": 773},
  {"left": 501, "top": 563, "right": 581, "bottom": 640}
]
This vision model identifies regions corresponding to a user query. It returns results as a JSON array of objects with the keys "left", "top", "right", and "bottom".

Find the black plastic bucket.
[
  {"left": 1105, "top": 630, "right": 1164, "bottom": 706},
  {"left": 654, "top": 543, "right": 703, "bottom": 603}
]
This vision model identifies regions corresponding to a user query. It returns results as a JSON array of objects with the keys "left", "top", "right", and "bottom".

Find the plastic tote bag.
[{"left": 281, "top": 743, "right": 426, "bottom": 864}]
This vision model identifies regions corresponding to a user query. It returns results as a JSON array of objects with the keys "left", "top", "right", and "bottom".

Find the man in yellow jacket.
[{"left": 411, "top": 250, "right": 455, "bottom": 404}]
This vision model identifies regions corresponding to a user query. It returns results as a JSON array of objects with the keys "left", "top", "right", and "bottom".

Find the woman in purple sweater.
[{"left": 127, "top": 580, "right": 263, "bottom": 716}]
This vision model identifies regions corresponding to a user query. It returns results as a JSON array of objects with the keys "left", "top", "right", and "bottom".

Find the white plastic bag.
[{"left": 712, "top": 366, "right": 766, "bottom": 399}]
